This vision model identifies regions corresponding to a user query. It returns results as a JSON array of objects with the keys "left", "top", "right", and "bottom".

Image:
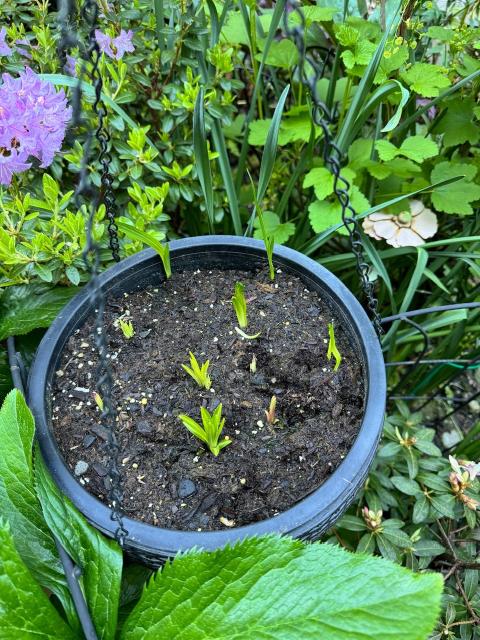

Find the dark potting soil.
[{"left": 52, "top": 267, "right": 366, "bottom": 531}]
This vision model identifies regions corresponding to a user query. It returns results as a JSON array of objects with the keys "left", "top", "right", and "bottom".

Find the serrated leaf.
[
  {"left": 401, "top": 63, "right": 450, "bottom": 97},
  {"left": 121, "top": 535, "right": 443, "bottom": 640},
  {"left": 432, "top": 98, "right": 480, "bottom": 147},
  {"left": 0, "top": 391, "right": 75, "bottom": 622},
  {"left": 399, "top": 136, "right": 438, "bottom": 163},
  {"left": 0, "top": 284, "right": 79, "bottom": 340},
  {"left": 308, "top": 186, "right": 369, "bottom": 235},
  {"left": 376, "top": 140, "right": 398, "bottom": 162},
  {"left": 35, "top": 452, "right": 122, "bottom": 640},
  {"left": 253, "top": 212, "right": 295, "bottom": 245},
  {"left": 431, "top": 162, "right": 480, "bottom": 215},
  {"left": 256, "top": 39, "right": 298, "bottom": 69},
  {"left": 0, "top": 519, "right": 77, "bottom": 639},
  {"left": 303, "top": 167, "right": 356, "bottom": 201}
]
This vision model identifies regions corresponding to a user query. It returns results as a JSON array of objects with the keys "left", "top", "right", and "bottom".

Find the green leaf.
[
  {"left": 390, "top": 476, "right": 421, "bottom": 496},
  {"left": 432, "top": 98, "right": 480, "bottom": 148},
  {"left": 303, "top": 167, "right": 356, "bottom": 201},
  {"left": 412, "top": 495, "right": 430, "bottom": 524},
  {"left": 381, "top": 527, "right": 413, "bottom": 549},
  {"left": 412, "top": 540, "right": 446, "bottom": 558},
  {"left": 357, "top": 533, "right": 376, "bottom": 554},
  {"left": 375, "top": 136, "right": 438, "bottom": 164},
  {"left": 193, "top": 88, "right": 215, "bottom": 232},
  {"left": 0, "top": 284, "right": 79, "bottom": 340},
  {"left": 401, "top": 63, "right": 450, "bottom": 98},
  {"left": 381, "top": 81, "right": 410, "bottom": 132},
  {"left": 308, "top": 187, "right": 369, "bottom": 236},
  {"left": 0, "top": 519, "right": 77, "bottom": 639},
  {"left": 65, "top": 266, "right": 81, "bottom": 287},
  {"left": 430, "top": 162, "right": 480, "bottom": 215},
  {"left": 336, "top": 515, "right": 367, "bottom": 532},
  {"left": 42, "top": 173, "right": 59, "bottom": 205},
  {"left": 35, "top": 452, "right": 123, "bottom": 640},
  {"left": 256, "top": 39, "right": 298, "bottom": 68},
  {"left": 431, "top": 494, "right": 457, "bottom": 519},
  {"left": 121, "top": 535, "right": 442, "bottom": 640},
  {"left": 0, "top": 391, "right": 74, "bottom": 619},
  {"left": 253, "top": 212, "right": 295, "bottom": 245},
  {"left": 117, "top": 221, "right": 171, "bottom": 277}
]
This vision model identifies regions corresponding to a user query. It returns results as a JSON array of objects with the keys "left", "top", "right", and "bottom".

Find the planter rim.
[{"left": 29, "top": 236, "right": 386, "bottom": 557}]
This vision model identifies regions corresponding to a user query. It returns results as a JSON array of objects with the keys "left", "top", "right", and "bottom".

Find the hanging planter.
[{"left": 28, "top": 236, "right": 385, "bottom": 567}]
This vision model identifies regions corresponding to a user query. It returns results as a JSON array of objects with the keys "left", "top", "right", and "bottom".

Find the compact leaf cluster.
[{"left": 178, "top": 281, "right": 342, "bottom": 456}]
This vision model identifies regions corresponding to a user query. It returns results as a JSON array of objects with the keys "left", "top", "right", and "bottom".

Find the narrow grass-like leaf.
[
  {"left": 193, "top": 88, "right": 215, "bottom": 233},
  {"left": 153, "top": 0, "right": 165, "bottom": 50},
  {"left": 234, "top": 0, "right": 287, "bottom": 194},
  {"left": 116, "top": 221, "right": 171, "bottom": 278}
]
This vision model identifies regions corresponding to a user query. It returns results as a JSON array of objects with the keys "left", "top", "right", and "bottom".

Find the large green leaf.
[
  {"left": 35, "top": 452, "right": 123, "bottom": 640},
  {"left": 431, "top": 97, "right": 480, "bottom": 148},
  {"left": 430, "top": 162, "right": 480, "bottom": 215},
  {"left": 0, "top": 391, "right": 75, "bottom": 624},
  {"left": 120, "top": 536, "right": 442, "bottom": 640},
  {"left": 0, "top": 519, "right": 78, "bottom": 640},
  {"left": 0, "top": 284, "right": 79, "bottom": 340}
]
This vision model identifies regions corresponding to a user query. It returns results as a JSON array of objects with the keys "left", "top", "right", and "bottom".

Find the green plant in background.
[
  {"left": 178, "top": 403, "right": 231, "bottom": 456},
  {"left": 327, "top": 322, "right": 342, "bottom": 372},
  {"left": 0, "top": 391, "right": 444, "bottom": 639},
  {"left": 232, "top": 281, "right": 248, "bottom": 329},
  {"left": 118, "top": 318, "right": 135, "bottom": 339},
  {"left": 181, "top": 351, "right": 212, "bottom": 390}
]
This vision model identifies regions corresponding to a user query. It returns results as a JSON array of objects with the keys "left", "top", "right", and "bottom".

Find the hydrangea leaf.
[
  {"left": 308, "top": 186, "right": 369, "bottom": 235},
  {"left": 432, "top": 98, "right": 480, "bottom": 148},
  {"left": 120, "top": 535, "right": 443, "bottom": 640},
  {"left": 0, "top": 390, "right": 75, "bottom": 624},
  {"left": 35, "top": 451, "right": 123, "bottom": 640},
  {"left": 0, "top": 519, "right": 78, "bottom": 639},
  {"left": 431, "top": 162, "right": 480, "bottom": 215},
  {"left": 401, "top": 63, "right": 450, "bottom": 97},
  {"left": 0, "top": 283, "right": 79, "bottom": 340},
  {"left": 303, "top": 167, "right": 356, "bottom": 200}
]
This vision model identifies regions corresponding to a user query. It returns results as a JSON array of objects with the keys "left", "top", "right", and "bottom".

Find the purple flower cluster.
[
  {"left": 0, "top": 67, "right": 72, "bottom": 185},
  {"left": 0, "top": 27, "right": 12, "bottom": 57},
  {"left": 95, "top": 29, "right": 134, "bottom": 60}
]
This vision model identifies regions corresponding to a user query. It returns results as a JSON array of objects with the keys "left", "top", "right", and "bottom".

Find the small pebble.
[
  {"left": 82, "top": 434, "right": 96, "bottom": 448},
  {"left": 74, "top": 460, "right": 89, "bottom": 476},
  {"left": 178, "top": 478, "right": 197, "bottom": 499}
]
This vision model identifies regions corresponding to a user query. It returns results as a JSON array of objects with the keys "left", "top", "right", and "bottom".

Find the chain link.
[
  {"left": 284, "top": 2, "right": 384, "bottom": 337},
  {"left": 58, "top": 0, "right": 127, "bottom": 546}
]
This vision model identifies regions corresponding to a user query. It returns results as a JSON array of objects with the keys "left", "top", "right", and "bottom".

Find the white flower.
[{"left": 363, "top": 200, "right": 438, "bottom": 248}]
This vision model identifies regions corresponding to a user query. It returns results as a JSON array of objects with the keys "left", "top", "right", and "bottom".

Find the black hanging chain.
[
  {"left": 283, "top": 2, "right": 384, "bottom": 337},
  {"left": 58, "top": 0, "right": 127, "bottom": 547}
]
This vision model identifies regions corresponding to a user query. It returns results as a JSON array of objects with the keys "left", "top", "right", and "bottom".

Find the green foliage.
[
  {"left": 178, "top": 404, "right": 231, "bottom": 456},
  {"left": 430, "top": 162, "right": 480, "bottom": 215},
  {"left": 35, "top": 452, "right": 123, "bottom": 640},
  {"left": 0, "top": 390, "right": 76, "bottom": 625},
  {"left": 181, "top": 351, "right": 212, "bottom": 390},
  {"left": 0, "top": 519, "right": 77, "bottom": 640},
  {"left": 120, "top": 535, "right": 442, "bottom": 640},
  {"left": 231, "top": 281, "right": 248, "bottom": 329},
  {"left": 401, "top": 63, "right": 450, "bottom": 97},
  {"left": 327, "top": 322, "right": 342, "bottom": 371},
  {"left": 119, "top": 318, "right": 135, "bottom": 339}
]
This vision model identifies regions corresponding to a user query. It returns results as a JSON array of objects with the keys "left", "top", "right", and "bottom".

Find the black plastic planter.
[{"left": 28, "top": 236, "right": 386, "bottom": 567}]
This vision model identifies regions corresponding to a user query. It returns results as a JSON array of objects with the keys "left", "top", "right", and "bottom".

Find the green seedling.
[
  {"left": 92, "top": 392, "right": 104, "bottom": 412},
  {"left": 232, "top": 282, "right": 248, "bottom": 328},
  {"left": 265, "top": 395, "right": 278, "bottom": 425},
  {"left": 249, "top": 354, "right": 257, "bottom": 374},
  {"left": 119, "top": 318, "right": 135, "bottom": 339},
  {"left": 178, "top": 404, "right": 231, "bottom": 456},
  {"left": 181, "top": 351, "right": 212, "bottom": 390},
  {"left": 234, "top": 327, "right": 261, "bottom": 340},
  {"left": 327, "top": 322, "right": 342, "bottom": 371},
  {"left": 247, "top": 170, "right": 275, "bottom": 281}
]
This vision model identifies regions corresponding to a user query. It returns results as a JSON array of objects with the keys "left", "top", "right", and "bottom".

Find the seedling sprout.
[
  {"left": 181, "top": 352, "right": 212, "bottom": 390},
  {"left": 232, "top": 282, "right": 248, "bottom": 328},
  {"left": 327, "top": 322, "right": 342, "bottom": 371},
  {"left": 178, "top": 404, "right": 231, "bottom": 456},
  {"left": 119, "top": 318, "right": 135, "bottom": 339}
]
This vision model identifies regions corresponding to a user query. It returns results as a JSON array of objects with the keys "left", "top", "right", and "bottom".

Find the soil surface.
[{"left": 52, "top": 267, "right": 366, "bottom": 531}]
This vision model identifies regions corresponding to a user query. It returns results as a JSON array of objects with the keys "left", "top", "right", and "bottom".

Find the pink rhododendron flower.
[
  {"left": 362, "top": 200, "right": 438, "bottom": 248},
  {"left": 0, "top": 67, "right": 72, "bottom": 185},
  {"left": 0, "top": 27, "right": 12, "bottom": 57},
  {"left": 95, "top": 29, "right": 134, "bottom": 60}
]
